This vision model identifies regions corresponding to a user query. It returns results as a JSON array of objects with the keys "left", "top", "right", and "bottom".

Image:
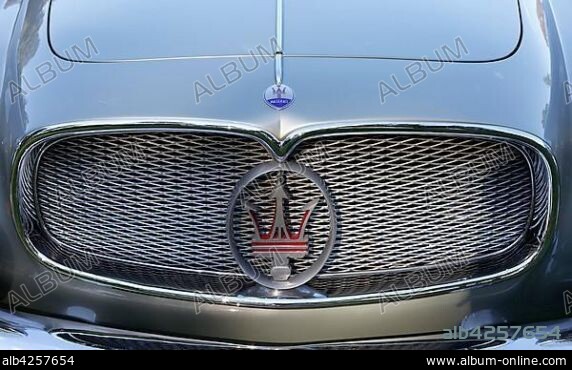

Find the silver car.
[{"left": 0, "top": 0, "right": 571, "bottom": 351}]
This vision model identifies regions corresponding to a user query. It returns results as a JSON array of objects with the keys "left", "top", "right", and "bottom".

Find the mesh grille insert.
[{"left": 17, "top": 131, "right": 550, "bottom": 300}]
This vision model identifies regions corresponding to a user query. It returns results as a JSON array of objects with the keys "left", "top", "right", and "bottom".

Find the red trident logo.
[{"left": 245, "top": 179, "right": 318, "bottom": 281}]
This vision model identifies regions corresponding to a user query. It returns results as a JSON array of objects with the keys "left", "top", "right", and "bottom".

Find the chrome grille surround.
[{"left": 12, "top": 121, "right": 555, "bottom": 307}]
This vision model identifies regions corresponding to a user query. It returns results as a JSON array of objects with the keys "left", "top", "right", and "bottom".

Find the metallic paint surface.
[
  {"left": 0, "top": 0, "right": 571, "bottom": 344},
  {"left": 48, "top": 0, "right": 521, "bottom": 62}
]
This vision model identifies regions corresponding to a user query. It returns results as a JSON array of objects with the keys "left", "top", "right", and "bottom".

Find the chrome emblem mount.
[
  {"left": 264, "top": 84, "right": 294, "bottom": 110},
  {"left": 227, "top": 162, "right": 337, "bottom": 290}
]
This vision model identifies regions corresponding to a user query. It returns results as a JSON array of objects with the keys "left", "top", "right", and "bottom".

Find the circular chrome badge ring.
[{"left": 226, "top": 161, "right": 337, "bottom": 290}]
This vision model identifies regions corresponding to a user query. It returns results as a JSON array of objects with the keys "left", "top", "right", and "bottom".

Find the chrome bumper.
[{"left": 1, "top": 309, "right": 571, "bottom": 350}]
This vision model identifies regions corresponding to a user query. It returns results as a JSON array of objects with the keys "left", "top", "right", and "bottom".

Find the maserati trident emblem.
[
  {"left": 246, "top": 179, "right": 319, "bottom": 281},
  {"left": 264, "top": 84, "right": 294, "bottom": 110},
  {"left": 227, "top": 162, "right": 337, "bottom": 290}
]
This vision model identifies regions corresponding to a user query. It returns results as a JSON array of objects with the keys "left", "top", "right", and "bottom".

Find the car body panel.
[
  {"left": 283, "top": 0, "right": 522, "bottom": 61},
  {"left": 48, "top": 0, "right": 277, "bottom": 62},
  {"left": 1, "top": 0, "right": 553, "bottom": 140},
  {"left": 49, "top": 0, "right": 521, "bottom": 63},
  {"left": 0, "top": 0, "right": 571, "bottom": 345}
]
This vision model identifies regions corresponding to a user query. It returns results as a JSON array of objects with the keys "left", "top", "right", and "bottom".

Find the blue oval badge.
[{"left": 264, "top": 84, "right": 294, "bottom": 110}]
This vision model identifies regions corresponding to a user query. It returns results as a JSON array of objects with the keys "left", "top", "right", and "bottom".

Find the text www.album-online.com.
[{"left": 426, "top": 356, "right": 566, "bottom": 366}]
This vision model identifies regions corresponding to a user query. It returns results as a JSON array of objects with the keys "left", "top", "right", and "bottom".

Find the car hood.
[{"left": 48, "top": 0, "right": 522, "bottom": 62}]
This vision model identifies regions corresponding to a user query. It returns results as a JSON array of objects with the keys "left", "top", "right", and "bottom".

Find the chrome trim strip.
[
  {"left": 274, "top": 0, "right": 284, "bottom": 85},
  {"left": 51, "top": 329, "right": 494, "bottom": 350},
  {"left": 276, "top": 0, "right": 283, "bottom": 54},
  {"left": 10, "top": 119, "right": 558, "bottom": 308},
  {"left": 275, "top": 52, "right": 283, "bottom": 86}
]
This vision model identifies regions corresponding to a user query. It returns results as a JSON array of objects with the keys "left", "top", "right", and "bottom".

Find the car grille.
[{"left": 17, "top": 130, "right": 550, "bottom": 301}]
